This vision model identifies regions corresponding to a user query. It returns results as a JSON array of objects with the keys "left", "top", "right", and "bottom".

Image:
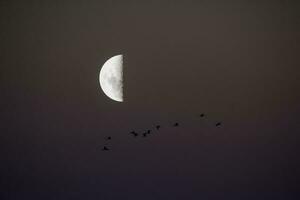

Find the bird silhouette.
[
  {"left": 142, "top": 132, "right": 147, "bottom": 137},
  {"left": 130, "top": 131, "right": 138, "bottom": 137},
  {"left": 106, "top": 136, "right": 112, "bottom": 140},
  {"left": 102, "top": 146, "right": 109, "bottom": 151},
  {"left": 215, "top": 122, "right": 222, "bottom": 127},
  {"left": 147, "top": 130, "right": 151, "bottom": 134},
  {"left": 173, "top": 122, "right": 179, "bottom": 127},
  {"left": 156, "top": 125, "right": 161, "bottom": 130},
  {"left": 199, "top": 113, "right": 205, "bottom": 118}
]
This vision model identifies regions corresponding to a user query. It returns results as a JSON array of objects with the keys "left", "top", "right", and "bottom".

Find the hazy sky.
[{"left": 1, "top": 0, "right": 300, "bottom": 199}]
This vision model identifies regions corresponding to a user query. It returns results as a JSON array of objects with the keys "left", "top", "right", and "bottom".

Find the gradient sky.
[{"left": 1, "top": 0, "right": 300, "bottom": 199}]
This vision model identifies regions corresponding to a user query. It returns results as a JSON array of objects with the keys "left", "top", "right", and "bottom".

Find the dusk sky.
[{"left": 1, "top": 1, "right": 300, "bottom": 199}]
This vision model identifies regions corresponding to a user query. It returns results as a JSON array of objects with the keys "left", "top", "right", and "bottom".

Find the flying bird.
[
  {"left": 156, "top": 125, "right": 161, "bottom": 130},
  {"left": 130, "top": 131, "right": 138, "bottom": 137},
  {"left": 199, "top": 113, "right": 205, "bottom": 118},
  {"left": 173, "top": 122, "right": 179, "bottom": 127},
  {"left": 147, "top": 130, "right": 151, "bottom": 134},
  {"left": 102, "top": 146, "right": 109, "bottom": 151},
  {"left": 142, "top": 132, "right": 147, "bottom": 137},
  {"left": 106, "top": 136, "right": 112, "bottom": 140},
  {"left": 215, "top": 122, "right": 222, "bottom": 127}
]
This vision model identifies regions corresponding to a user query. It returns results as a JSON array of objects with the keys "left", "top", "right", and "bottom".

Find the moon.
[{"left": 99, "top": 55, "right": 124, "bottom": 102}]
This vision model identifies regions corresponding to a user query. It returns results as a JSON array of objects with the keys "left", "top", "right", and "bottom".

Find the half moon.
[{"left": 99, "top": 55, "right": 124, "bottom": 102}]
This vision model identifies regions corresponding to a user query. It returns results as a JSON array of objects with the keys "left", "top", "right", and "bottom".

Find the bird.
[
  {"left": 102, "top": 146, "right": 109, "bottom": 151},
  {"left": 142, "top": 132, "right": 147, "bottom": 137},
  {"left": 155, "top": 125, "right": 161, "bottom": 130},
  {"left": 147, "top": 129, "right": 151, "bottom": 134},
  {"left": 199, "top": 113, "right": 205, "bottom": 118},
  {"left": 106, "top": 136, "right": 112, "bottom": 140},
  {"left": 173, "top": 122, "right": 179, "bottom": 127},
  {"left": 215, "top": 122, "right": 222, "bottom": 127},
  {"left": 130, "top": 131, "right": 138, "bottom": 137}
]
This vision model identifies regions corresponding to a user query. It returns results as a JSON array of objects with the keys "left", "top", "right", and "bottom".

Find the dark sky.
[{"left": 1, "top": 0, "right": 300, "bottom": 199}]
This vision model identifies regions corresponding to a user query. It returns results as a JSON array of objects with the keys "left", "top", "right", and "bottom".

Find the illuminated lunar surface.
[{"left": 99, "top": 55, "right": 123, "bottom": 102}]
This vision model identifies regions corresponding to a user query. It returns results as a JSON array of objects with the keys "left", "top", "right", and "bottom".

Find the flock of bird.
[{"left": 100, "top": 113, "right": 222, "bottom": 151}]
